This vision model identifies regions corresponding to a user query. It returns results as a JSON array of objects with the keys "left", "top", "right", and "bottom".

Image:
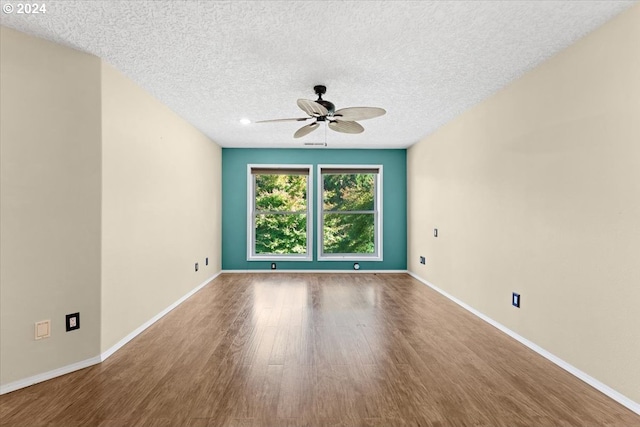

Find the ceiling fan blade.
[
  {"left": 255, "top": 117, "right": 310, "bottom": 123},
  {"left": 297, "top": 99, "right": 328, "bottom": 117},
  {"left": 333, "top": 107, "right": 386, "bottom": 121},
  {"left": 328, "top": 120, "right": 364, "bottom": 134},
  {"left": 294, "top": 122, "right": 320, "bottom": 138}
]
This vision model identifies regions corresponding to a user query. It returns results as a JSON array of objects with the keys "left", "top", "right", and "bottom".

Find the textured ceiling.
[{"left": 1, "top": 1, "right": 635, "bottom": 148}]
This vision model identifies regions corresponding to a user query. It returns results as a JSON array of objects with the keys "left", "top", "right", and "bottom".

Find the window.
[
  {"left": 247, "top": 165, "right": 312, "bottom": 261},
  {"left": 318, "top": 165, "right": 382, "bottom": 261}
]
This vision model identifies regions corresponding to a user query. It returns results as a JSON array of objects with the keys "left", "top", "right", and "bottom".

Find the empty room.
[{"left": 1, "top": 1, "right": 639, "bottom": 426}]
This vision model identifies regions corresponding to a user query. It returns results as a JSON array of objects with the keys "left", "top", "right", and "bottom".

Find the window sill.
[
  {"left": 248, "top": 255, "right": 312, "bottom": 262},
  {"left": 318, "top": 255, "right": 383, "bottom": 262}
]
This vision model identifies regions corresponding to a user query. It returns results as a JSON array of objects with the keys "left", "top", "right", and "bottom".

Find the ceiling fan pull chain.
[{"left": 325, "top": 119, "right": 328, "bottom": 147}]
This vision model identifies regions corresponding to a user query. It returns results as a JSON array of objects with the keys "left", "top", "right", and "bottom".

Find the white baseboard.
[
  {"left": 407, "top": 271, "right": 640, "bottom": 416},
  {"left": 0, "top": 355, "right": 102, "bottom": 395},
  {"left": 100, "top": 271, "right": 221, "bottom": 361},
  {"left": 0, "top": 272, "right": 221, "bottom": 395},
  {"left": 222, "top": 269, "right": 408, "bottom": 274}
]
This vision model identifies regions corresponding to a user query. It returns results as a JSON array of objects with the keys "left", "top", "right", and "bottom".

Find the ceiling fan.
[{"left": 256, "top": 85, "right": 386, "bottom": 138}]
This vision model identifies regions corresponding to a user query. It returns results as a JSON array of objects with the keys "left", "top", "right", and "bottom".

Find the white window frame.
[
  {"left": 247, "top": 164, "right": 313, "bottom": 261},
  {"left": 317, "top": 164, "right": 383, "bottom": 261}
]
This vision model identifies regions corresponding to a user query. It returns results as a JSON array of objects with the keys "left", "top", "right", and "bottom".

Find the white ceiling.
[{"left": 1, "top": 1, "right": 635, "bottom": 149}]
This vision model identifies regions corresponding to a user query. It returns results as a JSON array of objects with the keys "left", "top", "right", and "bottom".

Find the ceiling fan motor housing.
[
  {"left": 316, "top": 101, "right": 335, "bottom": 118},
  {"left": 314, "top": 85, "right": 335, "bottom": 116}
]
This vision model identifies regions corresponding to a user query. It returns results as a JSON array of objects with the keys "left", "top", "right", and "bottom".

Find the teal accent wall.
[{"left": 222, "top": 148, "right": 407, "bottom": 270}]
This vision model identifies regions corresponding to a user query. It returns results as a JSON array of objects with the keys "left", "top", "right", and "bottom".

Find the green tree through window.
[
  {"left": 323, "top": 173, "right": 375, "bottom": 254},
  {"left": 249, "top": 166, "right": 311, "bottom": 259},
  {"left": 320, "top": 166, "right": 382, "bottom": 259},
  {"left": 248, "top": 165, "right": 381, "bottom": 261}
]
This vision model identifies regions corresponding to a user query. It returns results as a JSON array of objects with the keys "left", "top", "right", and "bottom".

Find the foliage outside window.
[
  {"left": 247, "top": 165, "right": 312, "bottom": 260},
  {"left": 318, "top": 165, "right": 382, "bottom": 261}
]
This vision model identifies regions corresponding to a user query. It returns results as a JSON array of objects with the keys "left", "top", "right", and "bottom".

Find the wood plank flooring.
[{"left": 1, "top": 273, "right": 638, "bottom": 426}]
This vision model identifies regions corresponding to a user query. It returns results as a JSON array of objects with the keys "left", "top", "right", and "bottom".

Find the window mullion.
[
  {"left": 323, "top": 210, "right": 375, "bottom": 215},
  {"left": 255, "top": 210, "right": 307, "bottom": 215}
]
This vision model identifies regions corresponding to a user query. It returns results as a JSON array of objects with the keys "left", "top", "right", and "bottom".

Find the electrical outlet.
[
  {"left": 512, "top": 292, "right": 521, "bottom": 308},
  {"left": 271, "top": 263, "right": 277, "bottom": 270},
  {"left": 66, "top": 313, "right": 80, "bottom": 332},
  {"left": 195, "top": 262, "right": 199, "bottom": 272},
  {"left": 434, "top": 228, "right": 438, "bottom": 237},
  {"left": 420, "top": 256, "right": 426, "bottom": 265}
]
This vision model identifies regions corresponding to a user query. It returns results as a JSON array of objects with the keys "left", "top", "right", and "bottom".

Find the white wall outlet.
[{"left": 35, "top": 320, "right": 51, "bottom": 340}]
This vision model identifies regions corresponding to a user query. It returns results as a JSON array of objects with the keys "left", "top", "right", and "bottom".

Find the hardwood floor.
[{"left": 1, "top": 273, "right": 638, "bottom": 426}]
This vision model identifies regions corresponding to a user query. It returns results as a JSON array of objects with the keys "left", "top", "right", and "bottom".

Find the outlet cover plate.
[
  {"left": 35, "top": 320, "right": 51, "bottom": 340},
  {"left": 66, "top": 313, "right": 80, "bottom": 332},
  {"left": 512, "top": 293, "right": 521, "bottom": 308}
]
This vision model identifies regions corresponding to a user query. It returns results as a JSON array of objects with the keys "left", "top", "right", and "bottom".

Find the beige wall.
[
  {"left": 1, "top": 27, "right": 222, "bottom": 389},
  {"left": 0, "top": 27, "right": 102, "bottom": 384},
  {"left": 100, "top": 62, "right": 222, "bottom": 352},
  {"left": 408, "top": 4, "right": 640, "bottom": 403}
]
